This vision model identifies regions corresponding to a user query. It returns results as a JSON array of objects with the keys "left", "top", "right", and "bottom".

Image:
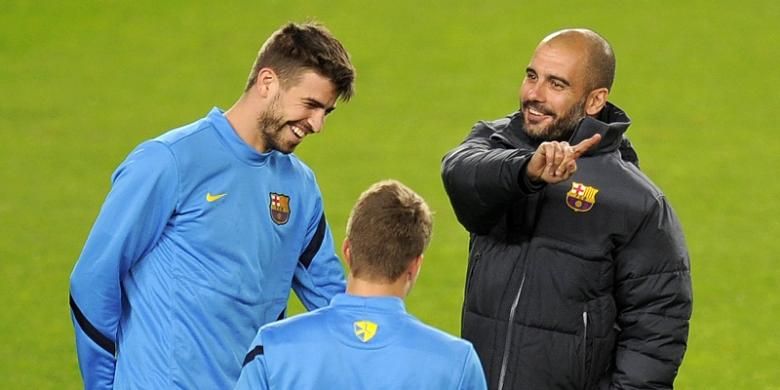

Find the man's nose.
[
  {"left": 308, "top": 110, "right": 326, "bottom": 133},
  {"left": 525, "top": 82, "right": 544, "bottom": 102}
]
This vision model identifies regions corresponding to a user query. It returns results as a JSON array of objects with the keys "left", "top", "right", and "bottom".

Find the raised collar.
[
  {"left": 330, "top": 293, "right": 407, "bottom": 314},
  {"left": 207, "top": 107, "right": 274, "bottom": 165},
  {"left": 494, "top": 102, "right": 632, "bottom": 157}
]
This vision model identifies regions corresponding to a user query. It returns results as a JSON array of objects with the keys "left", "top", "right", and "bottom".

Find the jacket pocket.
[
  {"left": 464, "top": 240, "right": 525, "bottom": 317},
  {"left": 583, "top": 296, "right": 618, "bottom": 388},
  {"left": 581, "top": 309, "right": 592, "bottom": 390}
]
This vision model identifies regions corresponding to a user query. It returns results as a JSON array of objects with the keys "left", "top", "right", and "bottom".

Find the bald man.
[{"left": 442, "top": 29, "right": 692, "bottom": 389}]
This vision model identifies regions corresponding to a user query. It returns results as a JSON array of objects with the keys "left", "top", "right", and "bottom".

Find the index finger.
[{"left": 572, "top": 133, "right": 602, "bottom": 157}]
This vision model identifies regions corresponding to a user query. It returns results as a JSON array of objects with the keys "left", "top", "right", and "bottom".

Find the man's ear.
[
  {"left": 254, "top": 68, "right": 278, "bottom": 98},
  {"left": 342, "top": 239, "right": 352, "bottom": 268},
  {"left": 585, "top": 87, "right": 609, "bottom": 116},
  {"left": 407, "top": 254, "right": 424, "bottom": 280}
]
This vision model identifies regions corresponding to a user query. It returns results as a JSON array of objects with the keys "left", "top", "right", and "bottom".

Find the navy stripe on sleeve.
[
  {"left": 298, "top": 213, "right": 327, "bottom": 269},
  {"left": 276, "top": 307, "right": 286, "bottom": 321},
  {"left": 69, "top": 294, "right": 116, "bottom": 356},
  {"left": 243, "top": 345, "right": 265, "bottom": 367}
]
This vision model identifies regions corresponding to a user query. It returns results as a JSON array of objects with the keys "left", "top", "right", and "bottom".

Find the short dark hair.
[
  {"left": 346, "top": 180, "right": 433, "bottom": 282},
  {"left": 245, "top": 22, "right": 355, "bottom": 101}
]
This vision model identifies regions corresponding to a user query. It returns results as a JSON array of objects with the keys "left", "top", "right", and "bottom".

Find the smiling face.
[
  {"left": 258, "top": 70, "right": 338, "bottom": 154},
  {"left": 520, "top": 41, "right": 590, "bottom": 141}
]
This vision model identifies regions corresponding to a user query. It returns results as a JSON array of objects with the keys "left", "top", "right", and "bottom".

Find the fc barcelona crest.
[
  {"left": 566, "top": 182, "right": 599, "bottom": 213},
  {"left": 269, "top": 193, "right": 291, "bottom": 225}
]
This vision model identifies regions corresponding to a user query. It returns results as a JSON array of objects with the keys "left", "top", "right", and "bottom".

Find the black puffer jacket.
[{"left": 441, "top": 104, "right": 692, "bottom": 390}]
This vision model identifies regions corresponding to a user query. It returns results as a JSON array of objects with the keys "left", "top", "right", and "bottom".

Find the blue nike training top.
[
  {"left": 69, "top": 108, "right": 346, "bottom": 389},
  {"left": 236, "top": 294, "right": 487, "bottom": 389}
]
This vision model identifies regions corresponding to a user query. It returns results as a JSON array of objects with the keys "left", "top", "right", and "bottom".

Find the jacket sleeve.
[
  {"left": 69, "top": 141, "right": 178, "bottom": 389},
  {"left": 458, "top": 345, "right": 488, "bottom": 390},
  {"left": 235, "top": 332, "right": 271, "bottom": 390},
  {"left": 611, "top": 196, "right": 692, "bottom": 389},
  {"left": 441, "top": 122, "right": 541, "bottom": 235},
  {"left": 290, "top": 187, "right": 346, "bottom": 310},
  {"left": 234, "top": 354, "right": 270, "bottom": 390}
]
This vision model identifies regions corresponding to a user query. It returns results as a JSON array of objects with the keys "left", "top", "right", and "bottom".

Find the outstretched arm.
[
  {"left": 441, "top": 122, "right": 537, "bottom": 234},
  {"left": 443, "top": 120, "right": 601, "bottom": 234}
]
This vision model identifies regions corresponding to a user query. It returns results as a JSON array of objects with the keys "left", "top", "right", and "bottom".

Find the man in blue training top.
[
  {"left": 69, "top": 22, "right": 355, "bottom": 389},
  {"left": 236, "top": 180, "right": 487, "bottom": 390}
]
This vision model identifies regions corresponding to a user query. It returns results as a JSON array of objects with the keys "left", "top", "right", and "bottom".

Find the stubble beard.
[
  {"left": 523, "top": 97, "right": 587, "bottom": 142},
  {"left": 257, "top": 94, "right": 294, "bottom": 154}
]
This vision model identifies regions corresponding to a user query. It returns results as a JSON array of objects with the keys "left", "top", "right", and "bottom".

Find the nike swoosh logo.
[{"left": 206, "top": 192, "right": 227, "bottom": 202}]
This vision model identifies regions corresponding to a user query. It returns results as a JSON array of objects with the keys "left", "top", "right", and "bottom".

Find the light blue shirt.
[
  {"left": 236, "top": 293, "right": 487, "bottom": 389},
  {"left": 69, "top": 108, "right": 345, "bottom": 389}
]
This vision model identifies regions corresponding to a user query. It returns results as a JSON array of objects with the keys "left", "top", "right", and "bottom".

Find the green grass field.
[{"left": 1, "top": 1, "right": 778, "bottom": 388}]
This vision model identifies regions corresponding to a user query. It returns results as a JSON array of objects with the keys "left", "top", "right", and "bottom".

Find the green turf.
[{"left": 1, "top": 1, "right": 778, "bottom": 388}]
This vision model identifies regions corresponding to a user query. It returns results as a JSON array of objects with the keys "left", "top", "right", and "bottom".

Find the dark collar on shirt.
[{"left": 493, "top": 102, "right": 632, "bottom": 156}]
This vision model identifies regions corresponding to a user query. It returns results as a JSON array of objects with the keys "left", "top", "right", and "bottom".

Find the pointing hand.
[{"left": 526, "top": 134, "right": 602, "bottom": 184}]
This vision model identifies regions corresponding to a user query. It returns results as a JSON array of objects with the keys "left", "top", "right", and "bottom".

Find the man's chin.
[
  {"left": 264, "top": 135, "right": 300, "bottom": 154},
  {"left": 275, "top": 142, "right": 299, "bottom": 154},
  {"left": 272, "top": 146, "right": 295, "bottom": 155},
  {"left": 523, "top": 122, "right": 576, "bottom": 142},
  {"left": 523, "top": 122, "right": 553, "bottom": 141}
]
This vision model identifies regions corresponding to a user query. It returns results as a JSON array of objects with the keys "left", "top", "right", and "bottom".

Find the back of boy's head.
[{"left": 346, "top": 180, "right": 432, "bottom": 282}]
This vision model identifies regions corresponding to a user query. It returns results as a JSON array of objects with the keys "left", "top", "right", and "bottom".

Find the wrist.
[{"left": 519, "top": 161, "right": 546, "bottom": 193}]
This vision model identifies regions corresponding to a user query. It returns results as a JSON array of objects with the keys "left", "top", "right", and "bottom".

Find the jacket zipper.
[
  {"left": 497, "top": 272, "right": 526, "bottom": 390},
  {"left": 465, "top": 252, "right": 481, "bottom": 295},
  {"left": 496, "top": 187, "right": 545, "bottom": 390},
  {"left": 582, "top": 311, "right": 589, "bottom": 388}
]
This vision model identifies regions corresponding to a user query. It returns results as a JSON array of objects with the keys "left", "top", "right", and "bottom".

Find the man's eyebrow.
[
  {"left": 548, "top": 75, "right": 571, "bottom": 87},
  {"left": 526, "top": 67, "right": 571, "bottom": 87},
  {"left": 304, "top": 97, "right": 336, "bottom": 114}
]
